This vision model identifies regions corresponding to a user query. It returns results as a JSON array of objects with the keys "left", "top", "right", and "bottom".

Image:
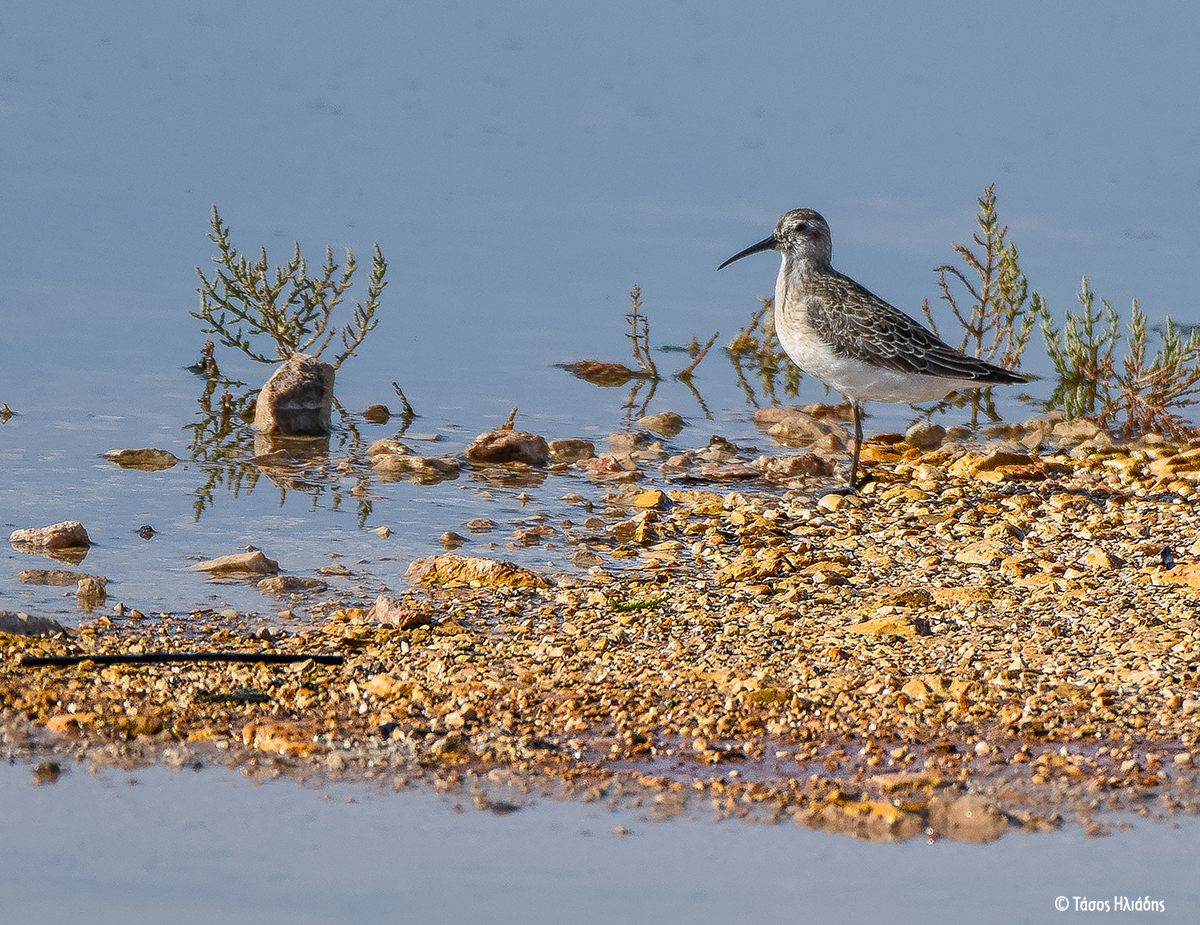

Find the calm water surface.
[
  {"left": 4, "top": 1, "right": 1197, "bottom": 622},
  {"left": 1, "top": 760, "right": 1197, "bottom": 925},
  {"left": 3, "top": 2, "right": 1200, "bottom": 914}
]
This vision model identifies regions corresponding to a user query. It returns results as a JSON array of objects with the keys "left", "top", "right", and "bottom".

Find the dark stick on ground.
[{"left": 20, "top": 652, "right": 343, "bottom": 669}]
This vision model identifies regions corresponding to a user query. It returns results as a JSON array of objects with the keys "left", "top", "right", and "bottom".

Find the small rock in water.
[
  {"left": 257, "top": 576, "right": 328, "bottom": 594},
  {"left": 466, "top": 428, "right": 550, "bottom": 466},
  {"left": 548, "top": 439, "right": 595, "bottom": 464},
  {"left": 570, "top": 548, "right": 604, "bottom": 568},
  {"left": 767, "top": 413, "right": 845, "bottom": 447},
  {"left": 9, "top": 521, "right": 91, "bottom": 550},
  {"left": 638, "top": 411, "right": 685, "bottom": 437},
  {"left": 18, "top": 569, "right": 106, "bottom": 587},
  {"left": 104, "top": 448, "right": 181, "bottom": 471},
  {"left": 440, "top": 531, "right": 468, "bottom": 549},
  {"left": 253, "top": 353, "right": 335, "bottom": 436},
  {"left": 191, "top": 550, "right": 280, "bottom": 575},
  {"left": 76, "top": 577, "right": 107, "bottom": 609},
  {"left": 904, "top": 421, "right": 945, "bottom": 450},
  {"left": 363, "top": 404, "right": 391, "bottom": 423}
]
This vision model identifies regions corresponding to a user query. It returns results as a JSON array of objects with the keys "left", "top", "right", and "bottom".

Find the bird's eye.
[{"left": 795, "top": 222, "right": 808, "bottom": 232}]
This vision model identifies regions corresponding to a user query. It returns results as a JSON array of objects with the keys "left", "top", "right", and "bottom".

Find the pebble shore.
[{"left": 4, "top": 424, "right": 1200, "bottom": 842}]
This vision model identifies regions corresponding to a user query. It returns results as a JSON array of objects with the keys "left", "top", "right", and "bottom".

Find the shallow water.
[
  {"left": 5, "top": 3, "right": 1200, "bottom": 623},
  {"left": 2, "top": 760, "right": 1196, "bottom": 925},
  {"left": 4, "top": 1, "right": 1200, "bottom": 913}
]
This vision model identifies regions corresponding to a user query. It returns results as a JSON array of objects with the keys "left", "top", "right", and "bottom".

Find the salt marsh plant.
[
  {"left": 193, "top": 206, "right": 386, "bottom": 368},
  {"left": 1041, "top": 278, "right": 1200, "bottom": 438},
  {"left": 922, "top": 183, "right": 1038, "bottom": 371}
]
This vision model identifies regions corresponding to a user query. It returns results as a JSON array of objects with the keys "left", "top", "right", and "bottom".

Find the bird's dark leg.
[{"left": 848, "top": 401, "right": 864, "bottom": 491}]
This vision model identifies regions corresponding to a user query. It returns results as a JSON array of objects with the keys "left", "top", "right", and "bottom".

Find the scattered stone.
[
  {"left": 363, "top": 404, "right": 391, "bottom": 423},
  {"left": 368, "top": 440, "right": 461, "bottom": 481},
  {"left": 364, "top": 594, "right": 435, "bottom": 629},
  {"left": 405, "top": 554, "right": 549, "bottom": 588},
  {"left": 9, "top": 521, "right": 91, "bottom": 550},
  {"left": 947, "top": 450, "right": 1033, "bottom": 478},
  {"left": 558, "top": 361, "right": 643, "bottom": 386},
  {"left": 633, "top": 489, "right": 668, "bottom": 509},
  {"left": 753, "top": 406, "right": 798, "bottom": 427},
  {"left": 253, "top": 353, "right": 335, "bottom": 436},
  {"left": 17, "top": 569, "right": 106, "bottom": 587},
  {"left": 440, "top": 531, "right": 469, "bottom": 549},
  {"left": 847, "top": 614, "right": 930, "bottom": 638},
  {"left": 767, "top": 413, "right": 845, "bottom": 447},
  {"left": 981, "top": 423, "right": 1025, "bottom": 440},
  {"left": 548, "top": 439, "right": 595, "bottom": 464},
  {"left": 883, "top": 588, "right": 934, "bottom": 608},
  {"left": 1150, "top": 448, "right": 1200, "bottom": 477},
  {"left": 0, "top": 610, "right": 66, "bottom": 636},
  {"left": 104, "top": 448, "right": 181, "bottom": 470},
  {"left": 904, "top": 421, "right": 945, "bottom": 450},
  {"left": 373, "top": 526, "right": 391, "bottom": 538},
  {"left": 817, "top": 493, "right": 846, "bottom": 512},
  {"left": 756, "top": 453, "right": 836, "bottom": 480},
  {"left": 1083, "top": 546, "right": 1124, "bottom": 570},
  {"left": 579, "top": 453, "right": 640, "bottom": 482},
  {"left": 257, "top": 576, "right": 328, "bottom": 594},
  {"left": 464, "top": 518, "right": 496, "bottom": 533},
  {"left": 466, "top": 428, "right": 550, "bottom": 467},
  {"left": 514, "top": 526, "right": 555, "bottom": 545},
  {"left": 1051, "top": 417, "right": 1103, "bottom": 443},
  {"left": 191, "top": 550, "right": 280, "bottom": 576},
  {"left": 570, "top": 548, "right": 604, "bottom": 568},
  {"left": 954, "top": 540, "right": 1010, "bottom": 566},
  {"left": 76, "top": 577, "right": 107, "bottom": 609},
  {"left": 638, "top": 411, "right": 685, "bottom": 437}
]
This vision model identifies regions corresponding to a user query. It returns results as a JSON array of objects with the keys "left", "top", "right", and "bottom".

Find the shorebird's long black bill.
[{"left": 718, "top": 234, "right": 778, "bottom": 270}]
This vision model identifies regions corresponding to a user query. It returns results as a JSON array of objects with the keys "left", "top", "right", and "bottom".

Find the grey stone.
[{"left": 0, "top": 610, "right": 66, "bottom": 636}]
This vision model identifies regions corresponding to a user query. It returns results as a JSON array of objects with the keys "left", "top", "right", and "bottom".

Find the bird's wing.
[{"left": 804, "top": 274, "right": 1024, "bottom": 384}]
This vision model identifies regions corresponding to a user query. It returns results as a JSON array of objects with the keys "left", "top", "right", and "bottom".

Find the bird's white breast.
[{"left": 773, "top": 263, "right": 983, "bottom": 403}]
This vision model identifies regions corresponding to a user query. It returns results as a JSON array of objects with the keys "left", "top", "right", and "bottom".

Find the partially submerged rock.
[
  {"left": 638, "top": 411, "right": 685, "bottom": 437},
  {"left": 76, "top": 577, "right": 107, "bottom": 609},
  {"left": 104, "top": 448, "right": 181, "bottom": 470},
  {"left": 405, "top": 553, "right": 549, "bottom": 588},
  {"left": 253, "top": 353, "right": 335, "bottom": 436},
  {"left": 765, "top": 412, "right": 847, "bottom": 447},
  {"left": 466, "top": 428, "right": 550, "bottom": 466},
  {"left": 9, "top": 521, "right": 91, "bottom": 550},
  {"left": 191, "top": 549, "right": 280, "bottom": 576},
  {"left": 548, "top": 439, "right": 595, "bottom": 464},
  {"left": 18, "top": 569, "right": 107, "bottom": 587},
  {"left": 367, "top": 439, "right": 460, "bottom": 482},
  {"left": 257, "top": 576, "right": 328, "bottom": 595}
]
